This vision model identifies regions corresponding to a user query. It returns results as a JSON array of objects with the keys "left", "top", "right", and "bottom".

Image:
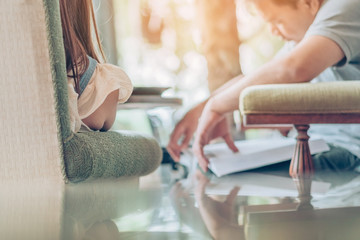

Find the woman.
[{"left": 60, "top": 0, "right": 133, "bottom": 132}]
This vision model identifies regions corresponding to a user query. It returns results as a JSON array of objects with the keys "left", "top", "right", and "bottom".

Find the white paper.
[{"left": 205, "top": 137, "right": 330, "bottom": 177}]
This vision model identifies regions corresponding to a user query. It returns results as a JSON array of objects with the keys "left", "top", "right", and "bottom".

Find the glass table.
[{"left": 1, "top": 158, "right": 360, "bottom": 240}]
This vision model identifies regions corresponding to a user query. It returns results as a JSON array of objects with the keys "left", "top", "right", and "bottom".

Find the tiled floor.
[{"left": 1, "top": 160, "right": 360, "bottom": 240}]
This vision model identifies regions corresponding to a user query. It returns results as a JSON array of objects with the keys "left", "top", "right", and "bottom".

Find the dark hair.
[{"left": 59, "top": 0, "right": 105, "bottom": 94}]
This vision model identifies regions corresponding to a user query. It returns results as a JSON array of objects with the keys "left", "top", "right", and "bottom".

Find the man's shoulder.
[{"left": 317, "top": 0, "right": 360, "bottom": 19}]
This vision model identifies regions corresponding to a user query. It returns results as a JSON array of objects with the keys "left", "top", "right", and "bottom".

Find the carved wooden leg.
[
  {"left": 289, "top": 125, "right": 314, "bottom": 210},
  {"left": 289, "top": 125, "right": 314, "bottom": 178}
]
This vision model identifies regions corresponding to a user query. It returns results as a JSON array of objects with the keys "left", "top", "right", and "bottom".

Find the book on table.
[{"left": 203, "top": 137, "right": 330, "bottom": 177}]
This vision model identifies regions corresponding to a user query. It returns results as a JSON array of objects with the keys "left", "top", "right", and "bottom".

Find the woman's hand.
[
  {"left": 167, "top": 102, "right": 206, "bottom": 162},
  {"left": 192, "top": 99, "right": 238, "bottom": 172}
]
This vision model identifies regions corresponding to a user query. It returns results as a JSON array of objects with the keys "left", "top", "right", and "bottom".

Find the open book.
[{"left": 204, "top": 137, "right": 330, "bottom": 177}]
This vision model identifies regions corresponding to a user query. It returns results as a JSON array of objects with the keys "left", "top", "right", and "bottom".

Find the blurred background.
[{"left": 93, "top": 0, "right": 285, "bottom": 146}]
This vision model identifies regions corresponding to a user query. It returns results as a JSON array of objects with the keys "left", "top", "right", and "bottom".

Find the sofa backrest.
[{"left": 0, "top": 0, "right": 69, "bottom": 182}]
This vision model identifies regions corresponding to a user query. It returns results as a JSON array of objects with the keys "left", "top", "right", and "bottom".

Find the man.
[{"left": 167, "top": 0, "right": 360, "bottom": 172}]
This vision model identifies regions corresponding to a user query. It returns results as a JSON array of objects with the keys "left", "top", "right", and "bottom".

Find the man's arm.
[
  {"left": 193, "top": 35, "right": 345, "bottom": 171},
  {"left": 210, "top": 35, "right": 345, "bottom": 114}
]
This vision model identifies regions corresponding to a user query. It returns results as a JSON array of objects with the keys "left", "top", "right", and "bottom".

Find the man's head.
[{"left": 247, "top": 0, "right": 323, "bottom": 42}]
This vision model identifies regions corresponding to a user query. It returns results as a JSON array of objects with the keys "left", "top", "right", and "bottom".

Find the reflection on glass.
[{"left": 2, "top": 167, "right": 360, "bottom": 239}]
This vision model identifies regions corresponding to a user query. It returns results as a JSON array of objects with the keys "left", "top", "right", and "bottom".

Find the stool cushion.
[{"left": 240, "top": 81, "right": 360, "bottom": 115}]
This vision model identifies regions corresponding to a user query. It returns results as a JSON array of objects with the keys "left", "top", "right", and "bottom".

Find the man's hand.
[
  {"left": 192, "top": 100, "right": 238, "bottom": 172},
  {"left": 167, "top": 102, "right": 206, "bottom": 162}
]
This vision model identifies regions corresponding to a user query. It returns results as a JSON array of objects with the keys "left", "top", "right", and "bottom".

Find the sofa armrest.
[{"left": 64, "top": 130, "right": 162, "bottom": 183}]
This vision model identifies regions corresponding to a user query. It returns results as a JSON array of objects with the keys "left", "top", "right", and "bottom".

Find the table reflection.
[
  {"left": 1, "top": 165, "right": 360, "bottom": 240},
  {"left": 169, "top": 168, "right": 360, "bottom": 240}
]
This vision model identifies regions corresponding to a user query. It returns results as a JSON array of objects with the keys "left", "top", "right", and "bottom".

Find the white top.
[{"left": 67, "top": 63, "right": 133, "bottom": 132}]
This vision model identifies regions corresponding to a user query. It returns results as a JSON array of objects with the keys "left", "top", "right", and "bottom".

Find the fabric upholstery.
[
  {"left": 0, "top": 0, "right": 64, "bottom": 182},
  {"left": 64, "top": 131, "right": 162, "bottom": 183},
  {"left": 240, "top": 81, "right": 360, "bottom": 115}
]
